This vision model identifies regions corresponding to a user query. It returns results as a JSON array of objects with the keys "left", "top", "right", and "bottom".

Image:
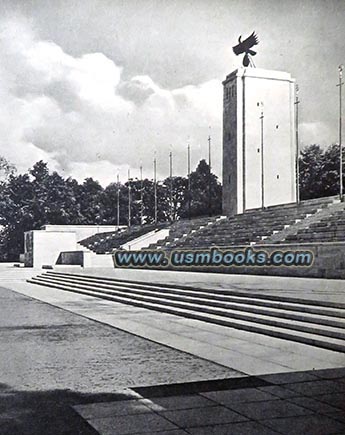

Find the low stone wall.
[
  {"left": 114, "top": 242, "right": 345, "bottom": 279},
  {"left": 189, "top": 242, "right": 345, "bottom": 279}
]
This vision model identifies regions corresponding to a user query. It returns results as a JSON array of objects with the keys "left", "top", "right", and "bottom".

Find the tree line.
[
  {"left": 0, "top": 159, "right": 222, "bottom": 261},
  {"left": 0, "top": 142, "right": 343, "bottom": 261}
]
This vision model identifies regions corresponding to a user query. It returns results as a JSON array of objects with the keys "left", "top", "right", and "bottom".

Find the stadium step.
[
  {"left": 169, "top": 197, "right": 339, "bottom": 249},
  {"left": 27, "top": 271, "right": 345, "bottom": 353}
]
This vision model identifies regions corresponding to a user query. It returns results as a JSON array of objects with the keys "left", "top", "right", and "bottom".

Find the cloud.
[
  {"left": 0, "top": 18, "right": 222, "bottom": 186},
  {"left": 71, "top": 160, "right": 130, "bottom": 186},
  {"left": 299, "top": 121, "right": 335, "bottom": 149}
]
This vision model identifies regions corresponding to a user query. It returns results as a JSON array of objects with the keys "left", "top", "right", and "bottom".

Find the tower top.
[{"left": 223, "top": 67, "right": 295, "bottom": 86}]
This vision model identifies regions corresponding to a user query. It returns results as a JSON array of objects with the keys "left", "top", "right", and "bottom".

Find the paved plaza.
[
  {"left": 74, "top": 369, "right": 345, "bottom": 435},
  {"left": 0, "top": 264, "right": 345, "bottom": 434}
]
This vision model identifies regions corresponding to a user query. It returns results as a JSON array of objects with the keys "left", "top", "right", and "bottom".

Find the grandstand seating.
[
  {"left": 78, "top": 196, "right": 344, "bottom": 255},
  {"left": 147, "top": 216, "right": 221, "bottom": 250},
  {"left": 79, "top": 223, "right": 168, "bottom": 254},
  {"left": 168, "top": 196, "right": 337, "bottom": 250},
  {"left": 283, "top": 209, "right": 345, "bottom": 243}
]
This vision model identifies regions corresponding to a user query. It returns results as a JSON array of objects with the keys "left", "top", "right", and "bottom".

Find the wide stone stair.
[{"left": 27, "top": 271, "right": 345, "bottom": 353}]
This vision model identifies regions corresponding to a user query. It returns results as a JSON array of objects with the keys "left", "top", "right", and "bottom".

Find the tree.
[
  {"left": 161, "top": 176, "right": 188, "bottom": 221},
  {"left": 0, "top": 173, "right": 34, "bottom": 261},
  {"left": 29, "top": 161, "right": 51, "bottom": 228},
  {"left": 320, "top": 144, "right": 342, "bottom": 197},
  {"left": 100, "top": 183, "right": 119, "bottom": 225},
  {"left": 45, "top": 172, "right": 82, "bottom": 224},
  {"left": 299, "top": 143, "right": 345, "bottom": 200},
  {"left": 140, "top": 179, "right": 157, "bottom": 224},
  {"left": 299, "top": 145, "right": 325, "bottom": 200},
  {"left": 0, "top": 156, "right": 16, "bottom": 186},
  {"left": 180, "top": 159, "right": 222, "bottom": 218},
  {"left": 0, "top": 157, "right": 224, "bottom": 261},
  {"left": 0, "top": 161, "right": 84, "bottom": 260},
  {"left": 27, "top": 161, "right": 82, "bottom": 227},
  {"left": 127, "top": 179, "right": 146, "bottom": 226},
  {"left": 78, "top": 178, "right": 104, "bottom": 224},
  {"left": 138, "top": 179, "right": 170, "bottom": 224}
]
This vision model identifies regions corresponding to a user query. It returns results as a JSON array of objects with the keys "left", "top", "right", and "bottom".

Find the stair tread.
[
  {"left": 30, "top": 276, "right": 345, "bottom": 340},
  {"left": 34, "top": 275, "right": 345, "bottom": 321},
  {"left": 27, "top": 277, "right": 345, "bottom": 352},
  {"left": 45, "top": 271, "right": 345, "bottom": 310}
]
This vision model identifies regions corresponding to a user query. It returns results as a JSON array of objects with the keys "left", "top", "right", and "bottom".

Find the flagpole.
[
  {"left": 260, "top": 103, "right": 265, "bottom": 209},
  {"left": 117, "top": 173, "right": 120, "bottom": 227},
  {"left": 295, "top": 84, "right": 300, "bottom": 204},
  {"left": 338, "top": 65, "right": 344, "bottom": 201},
  {"left": 128, "top": 168, "right": 131, "bottom": 228},
  {"left": 169, "top": 150, "right": 173, "bottom": 222},
  {"left": 208, "top": 135, "right": 212, "bottom": 216},
  {"left": 140, "top": 164, "right": 143, "bottom": 225},
  {"left": 154, "top": 154, "right": 157, "bottom": 225},
  {"left": 187, "top": 144, "right": 191, "bottom": 220}
]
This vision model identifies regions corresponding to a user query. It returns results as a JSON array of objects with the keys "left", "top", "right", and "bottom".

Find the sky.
[{"left": 0, "top": 0, "right": 344, "bottom": 185}]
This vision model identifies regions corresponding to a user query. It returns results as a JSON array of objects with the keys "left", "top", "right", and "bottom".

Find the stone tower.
[{"left": 222, "top": 67, "right": 296, "bottom": 215}]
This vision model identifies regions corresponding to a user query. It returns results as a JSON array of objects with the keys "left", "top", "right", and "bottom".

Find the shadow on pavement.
[{"left": 0, "top": 382, "right": 130, "bottom": 435}]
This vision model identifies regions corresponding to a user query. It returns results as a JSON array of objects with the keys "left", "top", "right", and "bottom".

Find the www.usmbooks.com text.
[{"left": 114, "top": 248, "right": 314, "bottom": 268}]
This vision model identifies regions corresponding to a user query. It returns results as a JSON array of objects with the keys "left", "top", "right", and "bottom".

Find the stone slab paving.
[{"left": 73, "top": 368, "right": 345, "bottom": 434}]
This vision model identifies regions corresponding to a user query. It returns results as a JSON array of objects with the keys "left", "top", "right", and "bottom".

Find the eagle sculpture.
[{"left": 232, "top": 31, "right": 259, "bottom": 67}]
